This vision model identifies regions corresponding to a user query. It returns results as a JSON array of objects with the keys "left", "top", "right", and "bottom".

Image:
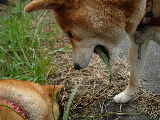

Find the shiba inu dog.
[
  {"left": 24, "top": 0, "right": 160, "bottom": 103},
  {"left": 0, "top": 79, "right": 63, "bottom": 120}
]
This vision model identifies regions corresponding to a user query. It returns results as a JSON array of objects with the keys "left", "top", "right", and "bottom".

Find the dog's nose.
[{"left": 74, "top": 64, "right": 82, "bottom": 70}]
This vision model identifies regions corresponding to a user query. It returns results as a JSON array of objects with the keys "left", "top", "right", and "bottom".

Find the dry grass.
[{"left": 49, "top": 39, "right": 160, "bottom": 120}]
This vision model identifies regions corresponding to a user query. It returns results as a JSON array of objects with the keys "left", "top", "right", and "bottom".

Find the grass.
[{"left": 0, "top": 0, "right": 61, "bottom": 83}]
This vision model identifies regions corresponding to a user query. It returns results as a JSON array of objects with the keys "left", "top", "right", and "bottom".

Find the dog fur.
[
  {"left": 0, "top": 79, "right": 62, "bottom": 120},
  {"left": 24, "top": 0, "right": 159, "bottom": 103}
]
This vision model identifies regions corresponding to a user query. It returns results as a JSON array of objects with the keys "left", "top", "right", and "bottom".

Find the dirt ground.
[{"left": 49, "top": 39, "right": 160, "bottom": 120}]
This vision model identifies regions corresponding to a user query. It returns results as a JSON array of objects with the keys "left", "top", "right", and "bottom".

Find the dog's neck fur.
[
  {"left": 0, "top": 97, "right": 29, "bottom": 119},
  {"left": 53, "top": 0, "right": 145, "bottom": 35},
  {"left": 0, "top": 80, "right": 62, "bottom": 120}
]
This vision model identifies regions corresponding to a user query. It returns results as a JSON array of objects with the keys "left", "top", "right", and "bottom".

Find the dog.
[
  {"left": 0, "top": 79, "right": 63, "bottom": 120},
  {"left": 24, "top": 0, "right": 159, "bottom": 103}
]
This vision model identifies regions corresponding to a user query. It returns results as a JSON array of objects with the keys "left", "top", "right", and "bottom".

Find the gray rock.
[{"left": 137, "top": 40, "right": 160, "bottom": 94}]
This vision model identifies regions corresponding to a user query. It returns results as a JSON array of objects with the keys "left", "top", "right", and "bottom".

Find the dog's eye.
[{"left": 67, "top": 31, "right": 74, "bottom": 38}]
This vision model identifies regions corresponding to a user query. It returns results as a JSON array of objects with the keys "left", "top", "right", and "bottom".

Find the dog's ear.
[
  {"left": 42, "top": 85, "right": 64, "bottom": 98},
  {"left": 24, "top": 0, "right": 65, "bottom": 12}
]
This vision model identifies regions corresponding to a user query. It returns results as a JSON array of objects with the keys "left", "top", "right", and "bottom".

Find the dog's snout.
[{"left": 74, "top": 63, "right": 82, "bottom": 70}]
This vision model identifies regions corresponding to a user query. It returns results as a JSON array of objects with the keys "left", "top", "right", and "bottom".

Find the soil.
[{"left": 49, "top": 39, "right": 160, "bottom": 120}]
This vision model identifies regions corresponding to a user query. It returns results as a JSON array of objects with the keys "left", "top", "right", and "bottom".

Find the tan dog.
[
  {"left": 0, "top": 79, "right": 63, "bottom": 120},
  {"left": 23, "top": 0, "right": 158, "bottom": 103}
]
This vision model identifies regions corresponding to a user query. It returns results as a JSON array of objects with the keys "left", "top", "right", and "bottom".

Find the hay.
[{"left": 49, "top": 40, "right": 160, "bottom": 120}]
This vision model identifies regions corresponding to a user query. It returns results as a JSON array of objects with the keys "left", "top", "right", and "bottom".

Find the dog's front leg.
[
  {"left": 113, "top": 0, "right": 146, "bottom": 104},
  {"left": 114, "top": 40, "right": 138, "bottom": 103}
]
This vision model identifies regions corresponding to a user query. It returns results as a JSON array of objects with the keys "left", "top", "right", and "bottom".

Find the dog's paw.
[{"left": 113, "top": 92, "right": 133, "bottom": 103}]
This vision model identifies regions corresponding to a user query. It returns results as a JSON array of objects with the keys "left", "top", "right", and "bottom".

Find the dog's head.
[
  {"left": 42, "top": 84, "right": 63, "bottom": 120},
  {"left": 0, "top": 80, "right": 63, "bottom": 120},
  {"left": 24, "top": 0, "right": 111, "bottom": 70}
]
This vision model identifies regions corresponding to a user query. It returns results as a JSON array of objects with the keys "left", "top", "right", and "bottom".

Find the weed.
[
  {"left": 0, "top": 0, "right": 61, "bottom": 83},
  {"left": 63, "top": 85, "right": 79, "bottom": 120}
]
